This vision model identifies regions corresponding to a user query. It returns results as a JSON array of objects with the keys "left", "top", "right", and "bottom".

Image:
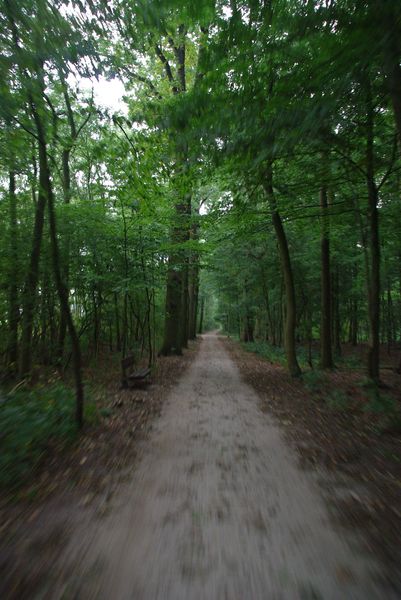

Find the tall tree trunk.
[
  {"left": 365, "top": 79, "right": 381, "bottom": 383},
  {"left": 241, "top": 281, "right": 254, "bottom": 343},
  {"left": 188, "top": 262, "right": 199, "bottom": 340},
  {"left": 180, "top": 260, "right": 189, "bottom": 349},
  {"left": 57, "top": 148, "right": 71, "bottom": 361},
  {"left": 20, "top": 163, "right": 47, "bottom": 376},
  {"left": 333, "top": 267, "right": 342, "bottom": 356},
  {"left": 6, "top": 2, "right": 45, "bottom": 378},
  {"left": 160, "top": 248, "right": 184, "bottom": 355},
  {"left": 320, "top": 184, "right": 333, "bottom": 368},
  {"left": 264, "top": 164, "right": 301, "bottom": 377},
  {"left": 198, "top": 296, "right": 205, "bottom": 334},
  {"left": 32, "top": 70, "right": 84, "bottom": 428},
  {"left": 7, "top": 170, "right": 19, "bottom": 371},
  {"left": 114, "top": 292, "right": 121, "bottom": 352},
  {"left": 188, "top": 219, "right": 199, "bottom": 340},
  {"left": 160, "top": 185, "right": 189, "bottom": 355}
]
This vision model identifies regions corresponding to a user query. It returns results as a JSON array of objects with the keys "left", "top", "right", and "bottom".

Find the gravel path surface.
[{"left": 65, "top": 332, "right": 388, "bottom": 599}]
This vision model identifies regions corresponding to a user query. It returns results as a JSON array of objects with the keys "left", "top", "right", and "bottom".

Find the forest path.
[{"left": 65, "top": 332, "right": 385, "bottom": 599}]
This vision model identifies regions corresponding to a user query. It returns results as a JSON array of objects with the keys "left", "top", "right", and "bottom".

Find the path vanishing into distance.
[{"left": 61, "top": 332, "right": 389, "bottom": 599}]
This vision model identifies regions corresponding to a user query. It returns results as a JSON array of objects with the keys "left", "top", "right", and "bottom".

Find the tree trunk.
[
  {"left": 198, "top": 296, "right": 205, "bottom": 334},
  {"left": 160, "top": 254, "right": 184, "bottom": 355},
  {"left": 188, "top": 220, "right": 199, "bottom": 340},
  {"left": 180, "top": 260, "right": 189, "bottom": 349},
  {"left": 32, "top": 71, "right": 84, "bottom": 428},
  {"left": 365, "top": 79, "right": 381, "bottom": 383},
  {"left": 20, "top": 163, "right": 47, "bottom": 376},
  {"left": 7, "top": 170, "right": 19, "bottom": 371},
  {"left": 264, "top": 165, "right": 301, "bottom": 377},
  {"left": 57, "top": 147, "right": 71, "bottom": 361},
  {"left": 160, "top": 188, "right": 190, "bottom": 355},
  {"left": 114, "top": 292, "right": 121, "bottom": 352},
  {"left": 320, "top": 184, "right": 333, "bottom": 368}
]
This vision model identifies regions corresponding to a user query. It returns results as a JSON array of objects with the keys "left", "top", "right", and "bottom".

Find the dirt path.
[{"left": 59, "top": 332, "right": 389, "bottom": 599}]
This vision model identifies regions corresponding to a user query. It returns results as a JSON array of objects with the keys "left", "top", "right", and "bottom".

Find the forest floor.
[
  {"left": 225, "top": 336, "right": 401, "bottom": 595},
  {"left": 0, "top": 344, "right": 198, "bottom": 599},
  {"left": 1, "top": 331, "right": 398, "bottom": 599}
]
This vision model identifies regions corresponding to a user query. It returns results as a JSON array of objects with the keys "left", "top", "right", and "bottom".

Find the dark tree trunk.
[
  {"left": 57, "top": 148, "right": 71, "bottom": 361},
  {"left": 160, "top": 253, "right": 184, "bottom": 355},
  {"left": 114, "top": 292, "right": 121, "bottom": 352},
  {"left": 31, "top": 70, "right": 84, "bottom": 428},
  {"left": 4, "top": 0, "right": 45, "bottom": 379},
  {"left": 156, "top": 26, "right": 190, "bottom": 356},
  {"left": 333, "top": 267, "right": 342, "bottom": 356},
  {"left": 320, "top": 184, "right": 333, "bottom": 368},
  {"left": 7, "top": 170, "right": 19, "bottom": 371},
  {"left": 188, "top": 219, "right": 199, "bottom": 340},
  {"left": 350, "top": 299, "right": 358, "bottom": 346},
  {"left": 365, "top": 79, "right": 381, "bottom": 383},
  {"left": 264, "top": 165, "right": 301, "bottom": 377},
  {"left": 20, "top": 163, "right": 47, "bottom": 376},
  {"left": 160, "top": 185, "right": 190, "bottom": 355},
  {"left": 198, "top": 296, "right": 205, "bottom": 335},
  {"left": 242, "top": 315, "right": 254, "bottom": 343},
  {"left": 180, "top": 260, "right": 189, "bottom": 349}
]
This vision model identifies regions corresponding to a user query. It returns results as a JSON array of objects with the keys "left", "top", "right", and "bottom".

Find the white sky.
[
  {"left": 93, "top": 77, "right": 128, "bottom": 114},
  {"left": 68, "top": 73, "right": 128, "bottom": 115}
]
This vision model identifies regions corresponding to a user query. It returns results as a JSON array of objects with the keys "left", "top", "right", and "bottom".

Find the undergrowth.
[
  {"left": 242, "top": 341, "right": 287, "bottom": 367},
  {"left": 241, "top": 340, "right": 319, "bottom": 370},
  {"left": 0, "top": 383, "right": 97, "bottom": 490}
]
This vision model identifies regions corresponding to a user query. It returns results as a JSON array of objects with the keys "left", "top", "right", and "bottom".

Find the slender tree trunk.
[
  {"left": 188, "top": 263, "right": 199, "bottom": 340},
  {"left": 180, "top": 260, "right": 189, "bottom": 348},
  {"left": 7, "top": 170, "right": 19, "bottom": 371},
  {"left": 57, "top": 148, "right": 71, "bottom": 361},
  {"left": 114, "top": 292, "right": 121, "bottom": 352},
  {"left": 32, "top": 71, "right": 84, "bottom": 428},
  {"left": 188, "top": 219, "right": 199, "bottom": 340},
  {"left": 241, "top": 281, "right": 254, "bottom": 343},
  {"left": 264, "top": 164, "right": 301, "bottom": 377},
  {"left": 351, "top": 299, "right": 358, "bottom": 346},
  {"left": 320, "top": 184, "right": 333, "bottom": 368},
  {"left": 20, "top": 165, "right": 47, "bottom": 376},
  {"left": 333, "top": 267, "right": 342, "bottom": 356},
  {"left": 4, "top": 0, "right": 45, "bottom": 379},
  {"left": 47, "top": 171, "right": 84, "bottom": 428},
  {"left": 198, "top": 296, "right": 205, "bottom": 334},
  {"left": 365, "top": 79, "right": 381, "bottom": 382}
]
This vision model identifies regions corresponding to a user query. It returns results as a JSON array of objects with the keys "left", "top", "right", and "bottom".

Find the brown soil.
[{"left": 224, "top": 336, "right": 401, "bottom": 595}]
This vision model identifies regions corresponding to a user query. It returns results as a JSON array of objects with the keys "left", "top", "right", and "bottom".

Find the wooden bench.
[{"left": 121, "top": 355, "right": 151, "bottom": 389}]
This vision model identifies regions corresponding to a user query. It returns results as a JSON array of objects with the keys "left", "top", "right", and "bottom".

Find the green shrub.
[
  {"left": 325, "top": 389, "right": 349, "bottom": 411},
  {"left": 0, "top": 383, "right": 94, "bottom": 490},
  {"left": 337, "top": 354, "right": 363, "bottom": 369},
  {"left": 242, "top": 341, "right": 287, "bottom": 366},
  {"left": 364, "top": 388, "right": 397, "bottom": 415},
  {"left": 302, "top": 369, "right": 325, "bottom": 393},
  {"left": 361, "top": 386, "right": 401, "bottom": 433},
  {"left": 242, "top": 340, "right": 317, "bottom": 370}
]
